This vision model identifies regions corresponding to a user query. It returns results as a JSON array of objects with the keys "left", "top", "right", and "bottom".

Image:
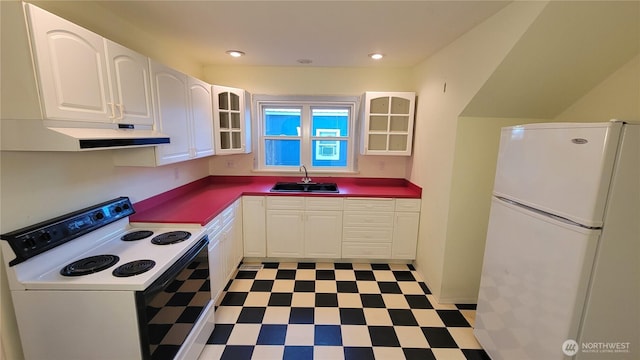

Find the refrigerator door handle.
[{"left": 495, "top": 196, "right": 602, "bottom": 230}]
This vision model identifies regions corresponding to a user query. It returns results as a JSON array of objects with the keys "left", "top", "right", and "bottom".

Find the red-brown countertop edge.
[{"left": 130, "top": 175, "right": 422, "bottom": 226}]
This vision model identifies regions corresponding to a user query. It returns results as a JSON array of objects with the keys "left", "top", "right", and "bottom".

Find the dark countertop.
[{"left": 130, "top": 176, "right": 421, "bottom": 226}]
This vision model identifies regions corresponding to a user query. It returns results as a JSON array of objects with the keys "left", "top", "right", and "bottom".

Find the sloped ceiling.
[{"left": 461, "top": 1, "right": 639, "bottom": 119}]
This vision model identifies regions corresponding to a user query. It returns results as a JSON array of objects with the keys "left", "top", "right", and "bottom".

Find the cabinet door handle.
[
  {"left": 107, "top": 103, "right": 116, "bottom": 119},
  {"left": 117, "top": 104, "right": 124, "bottom": 120}
]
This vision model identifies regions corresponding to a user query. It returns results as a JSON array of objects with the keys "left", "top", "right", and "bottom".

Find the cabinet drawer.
[
  {"left": 266, "top": 197, "right": 305, "bottom": 210},
  {"left": 342, "top": 242, "right": 392, "bottom": 259},
  {"left": 343, "top": 227, "right": 393, "bottom": 243},
  {"left": 305, "top": 197, "right": 343, "bottom": 211},
  {"left": 220, "top": 205, "right": 235, "bottom": 225},
  {"left": 344, "top": 198, "right": 395, "bottom": 211},
  {"left": 205, "top": 216, "right": 223, "bottom": 237},
  {"left": 395, "top": 198, "right": 421, "bottom": 212},
  {"left": 343, "top": 212, "right": 394, "bottom": 227}
]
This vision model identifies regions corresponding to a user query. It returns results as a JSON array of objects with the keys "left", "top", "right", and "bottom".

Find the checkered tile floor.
[{"left": 198, "top": 262, "right": 489, "bottom": 360}]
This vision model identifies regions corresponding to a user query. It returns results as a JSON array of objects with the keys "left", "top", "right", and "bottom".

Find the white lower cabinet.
[
  {"left": 205, "top": 199, "right": 243, "bottom": 303},
  {"left": 245, "top": 195, "right": 419, "bottom": 261},
  {"left": 266, "top": 210, "right": 305, "bottom": 257},
  {"left": 342, "top": 198, "right": 395, "bottom": 259},
  {"left": 266, "top": 197, "right": 343, "bottom": 258},
  {"left": 304, "top": 210, "right": 343, "bottom": 258},
  {"left": 342, "top": 242, "right": 393, "bottom": 259},
  {"left": 242, "top": 196, "right": 266, "bottom": 257},
  {"left": 392, "top": 212, "right": 420, "bottom": 259},
  {"left": 207, "top": 226, "right": 225, "bottom": 303},
  {"left": 221, "top": 221, "right": 235, "bottom": 278},
  {"left": 231, "top": 199, "right": 244, "bottom": 266},
  {"left": 392, "top": 199, "right": 421, "bottom": 259}
]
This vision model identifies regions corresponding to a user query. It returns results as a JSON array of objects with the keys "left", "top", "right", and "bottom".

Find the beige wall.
[
  {"left": 555, "top": 55, "right": 640, "bottom": 123},
  {"left": 442, "top": 117, "right": 548, "bottom": 302},
  {"left": 409, "top": 1, "right": 548, "bottom": 303},
  {"left": 0, "top": 152, "right": 211, "bottom": 359},
  {"left": 204, "top": 65, "right": 414, "bottom": 178}
]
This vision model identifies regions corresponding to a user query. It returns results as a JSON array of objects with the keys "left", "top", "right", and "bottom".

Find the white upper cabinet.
[
  {"left": 27, "top": 3, "right": 111, "bottom": 122},
  {"left": 150, "top": 60, "right": 192, "bottom": 165},
  {"left": 188, "top": 77, "right": 215, "bottom": 158},
  {"left": 212, "top": 85, "right": 251, "bottom": 155},
  {"left": 360, "top": 91, "right": 416, "bottom": 156},
  {"left": 114, "top": 61, "right": 216, "bottom": 166},
  {"left": 26, "top": 4, "right": 153, "bottom": 125},
  {"left": 104, "top": 40, "right": 154, "bottom": 125}
]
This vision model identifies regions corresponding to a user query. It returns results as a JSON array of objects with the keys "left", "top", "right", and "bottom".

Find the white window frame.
[{"left": 253, "top": 95, "right": 358, "bottom": 173}]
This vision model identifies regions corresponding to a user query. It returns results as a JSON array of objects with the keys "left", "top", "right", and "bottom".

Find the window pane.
[
  {"left": 312, "top": 140, "right": 347, "bottom": 167},
  {"left": 312, "top": 108, "right": 349, "bottom": 136},
  {"left": 265, "top": 108, "right": 301, "bottom": 136},
  {"left": 265, "top": 139, "right": 300, "bottom": 166}
]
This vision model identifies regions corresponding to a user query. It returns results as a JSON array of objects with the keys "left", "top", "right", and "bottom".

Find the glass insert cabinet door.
[
  {"left": 213, "top": 85, "right": 250, "bottom": 154},
  {"left": 361, "top": 91, "right": 416, "bottom": 156}
]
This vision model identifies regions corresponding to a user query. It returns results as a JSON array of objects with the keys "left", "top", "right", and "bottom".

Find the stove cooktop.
[
  {"left": 0, "top": 197, "right": 206, "bottom": 291},
  {"left": 13, "top": 224, "right": 206, "bottom": 291}
]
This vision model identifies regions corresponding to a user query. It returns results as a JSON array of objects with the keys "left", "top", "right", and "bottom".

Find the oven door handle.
[{"left": 144, "top": 236, "right": 209, "bottom": 296}]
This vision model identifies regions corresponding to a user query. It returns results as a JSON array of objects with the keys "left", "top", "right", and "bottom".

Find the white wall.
[{"left": 409, "top": 1, "right": 548, "bottom": 303}]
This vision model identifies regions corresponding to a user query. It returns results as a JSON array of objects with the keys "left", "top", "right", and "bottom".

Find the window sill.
[{"left": 250, "top": 168, "right": 360, "bottom": 176}]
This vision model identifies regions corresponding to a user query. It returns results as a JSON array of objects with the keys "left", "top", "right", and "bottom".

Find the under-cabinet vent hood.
[{"left": 0, "top": 119, "right": 170, "bottom": 152}]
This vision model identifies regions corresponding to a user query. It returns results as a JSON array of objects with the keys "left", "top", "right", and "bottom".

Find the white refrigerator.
[{"left": 474, "top": 120, "right": 639, "bottom": 359}]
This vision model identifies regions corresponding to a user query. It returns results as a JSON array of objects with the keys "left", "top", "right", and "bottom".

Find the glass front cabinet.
[
  {"left": 212, "top": 85, "right": 252, "bottom": 154},
  {"left": 360, "top": 91, "right": 416, "bottom": 156}
]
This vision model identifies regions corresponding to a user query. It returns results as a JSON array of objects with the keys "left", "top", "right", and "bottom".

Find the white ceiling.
[{"left": 36, "top": 0, "right": 511, "bottom": 68}]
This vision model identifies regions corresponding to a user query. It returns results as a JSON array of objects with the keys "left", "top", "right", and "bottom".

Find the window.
[{"left": 255, "top": 96, "right": 357, "bottom": 172}]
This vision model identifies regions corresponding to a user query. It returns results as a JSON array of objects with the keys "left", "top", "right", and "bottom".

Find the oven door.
[{"left": 135, "top": 236, "right": 212, "bottom": 360}]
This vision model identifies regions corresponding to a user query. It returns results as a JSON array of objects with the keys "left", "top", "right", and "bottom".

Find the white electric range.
[{"left": 1, "top": 197, "right": 214, "bottom": 360}]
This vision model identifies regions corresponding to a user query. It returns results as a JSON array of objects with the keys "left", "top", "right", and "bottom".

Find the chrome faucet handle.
[{"left": 299, "top": 165, "right": 311, "bottom": 183}]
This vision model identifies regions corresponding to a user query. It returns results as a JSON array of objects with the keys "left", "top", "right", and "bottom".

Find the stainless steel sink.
[{"left": 270, "top": 182, "right": 339, "bottom": 193}]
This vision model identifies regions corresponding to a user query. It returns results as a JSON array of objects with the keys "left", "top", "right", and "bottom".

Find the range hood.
[{"left": 0, "top": 119, "right": 170, "bottom": 152}]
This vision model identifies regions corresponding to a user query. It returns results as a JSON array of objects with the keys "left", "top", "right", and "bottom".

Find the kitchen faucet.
[{"left": 299, "top": 165, "right": 312, "bottom": 184}]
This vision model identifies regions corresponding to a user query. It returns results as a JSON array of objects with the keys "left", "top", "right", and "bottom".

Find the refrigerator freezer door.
[
  {"left": 474, "top": 197, "right": 600, "bottom": 360},
  {"left": 493, "top": 122, "right": 622, "bottom": 228}
]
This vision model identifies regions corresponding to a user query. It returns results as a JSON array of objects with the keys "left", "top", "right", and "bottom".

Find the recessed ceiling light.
[
  {"left": 226, "top": 50, "right": 245, "bottom": 58},
  {"left": 369, "top": 53, "right": 384, "bottom": 60}
]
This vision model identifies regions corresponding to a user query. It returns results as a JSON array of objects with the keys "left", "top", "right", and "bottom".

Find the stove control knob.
[
  {"left": 38, "top": 232, "right": 52, "bottom": 243},
  {"left": 23, "top": 236, "right": 36, "bottom": 250},
  {"left": 94, "top": 211, "right": 105, "bottom": 221},
  {"left": 114, "top": 206, "right": 122, "bottom": 213}
]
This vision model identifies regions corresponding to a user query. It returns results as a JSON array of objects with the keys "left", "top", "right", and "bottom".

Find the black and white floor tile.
[{"left": 198, "top": 262, "right": 489, "bottom": 360}]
